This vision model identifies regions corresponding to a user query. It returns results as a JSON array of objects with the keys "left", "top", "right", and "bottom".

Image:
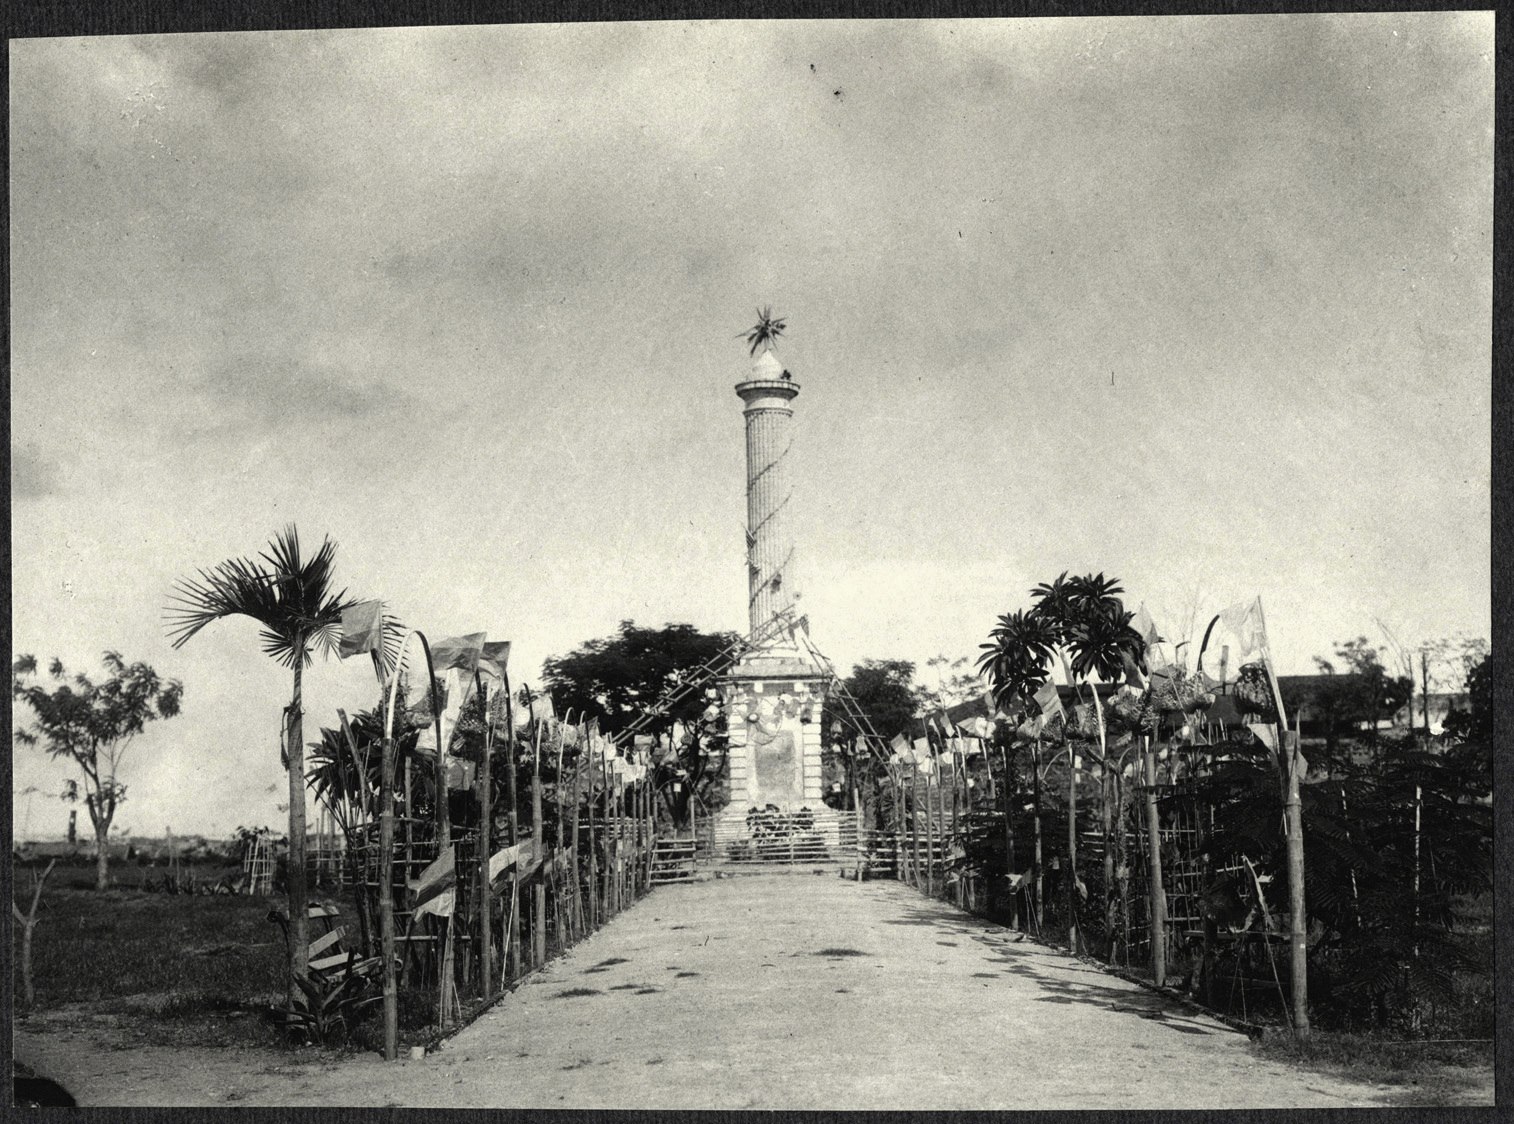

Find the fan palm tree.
[{"left": 166, "top": 526, "right": 360, "bottom": 991}]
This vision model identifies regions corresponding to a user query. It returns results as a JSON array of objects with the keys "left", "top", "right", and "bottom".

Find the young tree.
[
  {"left": 12, "top": 652, "right": 183, "bottom": 890},
  {"left": 167, "top": 526, "right": 362, "bottom": 991}
]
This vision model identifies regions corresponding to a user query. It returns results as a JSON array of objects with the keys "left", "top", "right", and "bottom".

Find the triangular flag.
[
  {"left": 1133, "top": 602, "right": 1161, "bottom": 652},
  {"left": 338, "top": 600, "right": 384, "bottom": 660},
  {"left": 1247, "top": 722, "right": 1278, "bottom": 752}
]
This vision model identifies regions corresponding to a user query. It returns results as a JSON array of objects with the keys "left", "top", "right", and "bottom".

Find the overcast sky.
[{"left": 10, "top": 14, "right": 1492, "bottom": 838}]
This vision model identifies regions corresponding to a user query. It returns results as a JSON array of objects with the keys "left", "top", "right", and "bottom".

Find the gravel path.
[{"left": 19, "top": 874, "right": 1408, "bottom": 1108}]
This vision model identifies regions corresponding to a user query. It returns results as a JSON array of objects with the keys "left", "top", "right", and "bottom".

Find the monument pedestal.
[{"left": 718, "top": 650, "right": 828, "bottom": 814}]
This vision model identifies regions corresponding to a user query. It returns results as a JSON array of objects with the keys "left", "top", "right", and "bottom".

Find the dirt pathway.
[{"left": 17, "top": 875, "right": 1416, "bottom": 1108}]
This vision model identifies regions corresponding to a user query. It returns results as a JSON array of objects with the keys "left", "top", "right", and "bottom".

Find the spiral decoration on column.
[{"left": 738, "top": 370, "right": 801, "bottom": 639}]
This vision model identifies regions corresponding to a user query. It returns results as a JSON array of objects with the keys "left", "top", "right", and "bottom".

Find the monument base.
[{"left": 718, "top": 652, "right": 828, "bottom": 811}]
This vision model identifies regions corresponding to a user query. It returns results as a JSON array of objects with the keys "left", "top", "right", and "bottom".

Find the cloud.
[
  {"left": 11, "top": 442, "right": 62, "bottom": 499},
  {"left": 195, "top": 355, "right": 399, "bottom": 430}
]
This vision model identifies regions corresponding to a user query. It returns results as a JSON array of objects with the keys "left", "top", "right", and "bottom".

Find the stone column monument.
[{"left": 719, "top": 344, "right": 828, "bottom": 814}]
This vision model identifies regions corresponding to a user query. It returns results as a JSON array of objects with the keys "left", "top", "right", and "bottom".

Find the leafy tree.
[
  {"left": 1441, "top": 651, "right": 1492, "bottom": 799},
  {"left": 541, "top": 621, "right": 740, "bottom": 737},
  {"left": 977, "top": 611, "right": 1056, "bottom": 714},
  {"left": 12, "top": 652, "right": 183, "bottom": 890},
  {"left": 167, "top": 526, "right": 367, "bottom": 991},
  {"left": 822, "top": 658, "right": 920, "bottom": 746},
  {"left": 1308, "top": 637, "right": 1414, "bottom": 753},
  {"left": 542, "top": 621, "right": 740, "bottom": 828}
]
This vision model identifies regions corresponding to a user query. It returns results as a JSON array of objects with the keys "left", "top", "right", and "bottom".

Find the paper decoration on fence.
[
  {"left": 1034, "top": 682, "right": 1064, "bottom": 722},
  {"left": 337, "top": 600, "right": 385, "bottom": 660},
  {"left": 962, "top": 715, "right": 993, "bottom": 740},
  {"left": 408, "top": 851, "right": 455, "bottom": 911},
  {"left": 413, "top": 888, "right": 455, "bottom": 920},
  {"left": 445, "top": 758, "right": 475, "bottom": 790},
  {"left": 488, "top": 840, "right": 532, "bottom": 887}
]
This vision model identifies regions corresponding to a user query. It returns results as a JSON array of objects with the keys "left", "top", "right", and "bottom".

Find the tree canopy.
[
  {"left": 823, "top": 658, "right": 920, "bottom": 746},
  {"left": 541, "top": 621, "right": 741, "bottom": 736},
  {"left": 12, "top": 652, "right": 183, "bottom": 889}
]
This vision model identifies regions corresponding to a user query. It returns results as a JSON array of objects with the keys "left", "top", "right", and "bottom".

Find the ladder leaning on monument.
[{"left": 608, "top": 606, "right": 806, "bottom": 751}]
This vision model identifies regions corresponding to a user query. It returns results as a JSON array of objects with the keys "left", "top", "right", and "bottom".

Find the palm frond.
[{"left": 165, "top": 526, "right": 357, "bottom": 670}]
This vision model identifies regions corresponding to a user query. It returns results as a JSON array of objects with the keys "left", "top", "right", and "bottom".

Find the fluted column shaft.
[{"left": 735, "top": 377, "right": 801, "bottom": 638}]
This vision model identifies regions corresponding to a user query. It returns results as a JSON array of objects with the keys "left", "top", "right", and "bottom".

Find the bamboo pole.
[
  {"left": 1255, "top": 598, "right": 1309, "bottom": 1036},
  {"left": 477, "top": 676, "right": 494, "bottom": 997},
  {"left": 1413, "top": 774, "right": 1422, "bottom": 958},
  {"left": 1067, "top": 744, "right": 1080, "bottom": 953},
  {"left": 1142, "top": 733, "right": 1167, "bottom": 986},
  {"left": 502, "top": 675, "right": 519, "bottom": 847},
  {"left": 378, "top": 729, "right": 398, "bottom": 1061},
  {"left": 568, "top": 753, "right": 584, "bottom": 936},
  {"left": 530, "top": 774, "right": 546, "bottom": 965},
  {"left": 586, "top": 729, "right": 599, "bottom": 929},
  {"left": 1032, "top": 737, "right": 1044, "bottom": 935},
  {"left": 1002, "top": 741, "right": 1018, "bottom": 930}
]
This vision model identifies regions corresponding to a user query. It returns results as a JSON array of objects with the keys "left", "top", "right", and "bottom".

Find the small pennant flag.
[
  {"left": 430, "top": 633, "right": 486, "bottom": 675},
  {"left": 1034, "top": 682, "right": 1064, "bottom": 723},
  {"left": 1133, "top": 602, "right": 1161, "bottom": 652},
  {"left": 1247, "top": 722, "right": 1278, "bottom": 752},
  {"left": 889, "top": 732, "right": 910, "bottom": 757},
  {"left": 338, "top": 600, "right": 384, "bottom": 660}
]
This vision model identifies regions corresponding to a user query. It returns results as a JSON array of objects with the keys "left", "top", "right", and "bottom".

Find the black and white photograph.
[{"left": 8, "top": 11, "right": 1496, "bottom": 1110}]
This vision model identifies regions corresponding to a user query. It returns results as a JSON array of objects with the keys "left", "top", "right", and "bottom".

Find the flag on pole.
[
  {"left": 430, "top": 633, "right": 486, "bottom": 675},
  {"left": 338, "top": 600, "right": 385, "bottom": 660},
  {"left": 514, "top": 690, "right": 556, "bottom": 728},
  {"left": 1221, "top": 597, "right": 1266, "bottom": 663},
  {"left": 1133, "top": 602, "right": 1161, "bottom": 652},
  {"left": 477, "top": 641, "right": 511, "bottom": 683},
  {"left": 1247, "top": 722, "right": 1278, "bottom": 752},
  {"left": 1034, "top": 682, "right": 1064, "bottom": 723}
]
